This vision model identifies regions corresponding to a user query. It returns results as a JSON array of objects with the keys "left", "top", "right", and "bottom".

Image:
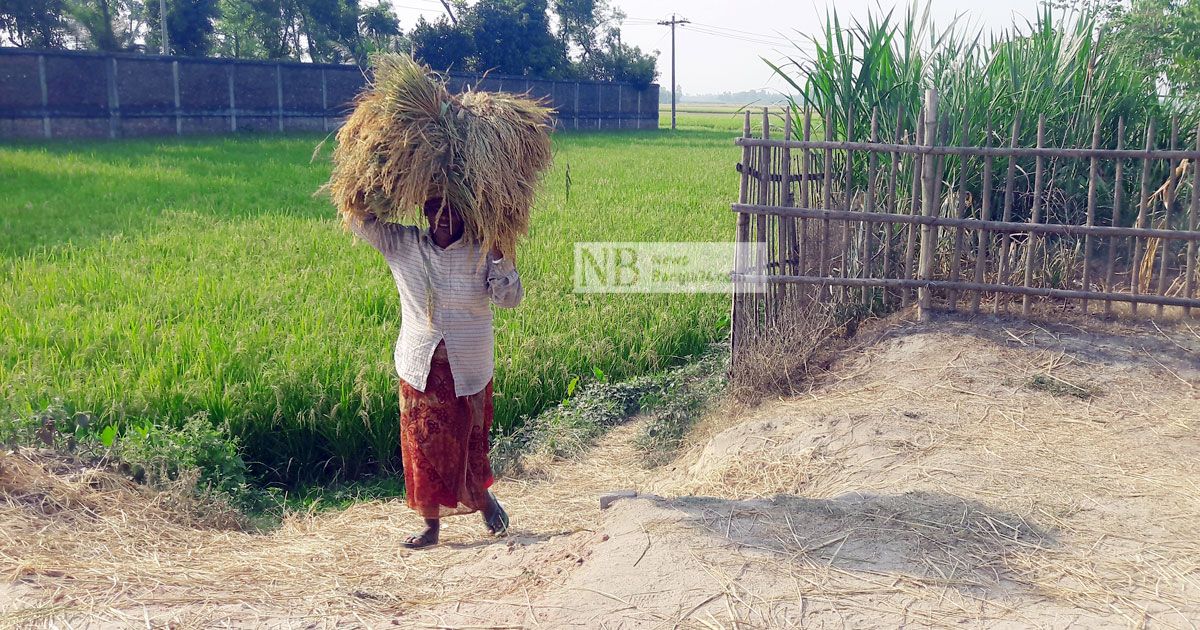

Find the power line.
[
  {"left": 687, "top": 21, "right": 797, "bottom": 43},
  {"left": 625, "top": 16, "right": 809, "bottom": 48},
  {"left": 684, "top": 25, "right": 797, "bottom": 48}
]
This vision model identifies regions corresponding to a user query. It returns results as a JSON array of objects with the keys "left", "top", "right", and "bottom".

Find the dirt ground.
[{"left": 2, "top": 313, "right": 1198, "bottom": 629}]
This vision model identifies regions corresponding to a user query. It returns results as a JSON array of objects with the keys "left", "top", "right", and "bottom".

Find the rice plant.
[{"left": 0, "top": 120, "right": 739, "bottom": 485}]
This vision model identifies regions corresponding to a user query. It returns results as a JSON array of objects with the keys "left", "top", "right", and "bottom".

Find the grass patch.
[
  {"left": 1, "top": 114, "right": 750, "bottom": 485},
  {"left": 632, "top": 350, "right": 728, "bottom": 466},
  {"left": 1026, "top": 374, "right": 1099, "bottom": 400},
  {"left": 494, "top": 344, "right": 728, "bottom": 473}
]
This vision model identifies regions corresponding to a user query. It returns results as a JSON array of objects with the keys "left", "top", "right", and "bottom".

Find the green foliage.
[
  {"left": 769, "top": 1, "right": 1194, "bottom": 225},
  {"left": 493, "top": 371, "right": 662, "bottom": 468},
  {"left": 633, "top": 349, "right": 726, "bottom": 465},
  {"left": 407, "top": 0, "right": 656, "bottom": 83},
  {"left": 210, "top": 0, "right": 393, "bottom": 64},
  {"left": 144, "top": 0, "right": 219, "bottom": 56},
  {"left": 0, "top": 124, "right": 734, "bottom": 485},
  {"left": 578, "top": 35, "right": 658, "bottom": 88},
  {"left": 64, "top": 0, "right": 142, "bottom": 51},
  {"left": 490, "top": 344, "right": 726, "bottom": 472},
  {"left": 553, "top": 0, "right": 604, "bottom": 60},
  {"left": 1054, "top": 0, "right": 1200, "bottom": 97},
  {"left": 356, "top": 2, "right": 403, "bottom": 56},
  {"left": 465, "top": 0, "right": 570, "bottom": 77},
  {"left": 0, "top": 400, "right": 248, "bottom": 499},
  {"left": 410, "top": 14, "right": 475, "bottom": 72},
  {"left": 0, "top": 0, "right": 70, "bottom": 47}
]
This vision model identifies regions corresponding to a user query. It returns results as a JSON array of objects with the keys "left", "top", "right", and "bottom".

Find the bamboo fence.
[{"left": 731, "top": 89, "right": 1200, "bottom": 360}]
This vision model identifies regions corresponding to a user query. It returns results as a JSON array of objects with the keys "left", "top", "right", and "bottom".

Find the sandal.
[{"left": 484, "top": 494, "right": 510, "bottom": 537}]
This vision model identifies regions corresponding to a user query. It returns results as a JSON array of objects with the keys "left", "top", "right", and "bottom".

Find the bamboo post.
[
  {"left": 903, "top": 108, "right": 925, "bottom": 308},
  {"left": 1021, "top": 115, "right": 1047, "bottom": 316},
  {"left": 917, "top": 89, "right": 939, "bottom": 321},
  {"left": 948, "top": 111, "right": 970, "bottom": 309},
  {"left": 1157, "top": 118, "right": 1180, "bottom": 316},
  {"left": 971, "top": 117, "right": 994, "bottom": 313},
  {"left": 1132, "top": 118, "right": 1155, "bottom": 315},
  {"left": 768, "top": 110, "right": 781, "bottom": 317},
  {"left": 863, "top": 109, "right": 880, "bottom": 306},
  {"left": 841, "top": 106, "right": 856, "bottom": 302},
  {"left": 1105, "top": 118, "right": 1125, "bottom": 318},
  {"left": 994, "top": 113, "right": 1022, "bottom": 315},
  {"left": 732, "top": 111, "right": 752, "bottom": 362},
  {"left": 820, "top": 112, "right": 834, "bottom": 286},
  {"left": 883, "top": 111, "right": 902, "bottom": 306},
  {"left": 799, "top": 110, "right": 813, "bottom": 276},
  {"left": 758, "top": 108, "right": 771, "bottom": 324},
  {"left": 1082, "top": 117, "right": 1101, "bottom": 314},
  {"left": 782, "top": 113, "right": 795, "bottom": 281},
  {"left": 1188, "top": 123, "right": 1200, "bottom": 318}
]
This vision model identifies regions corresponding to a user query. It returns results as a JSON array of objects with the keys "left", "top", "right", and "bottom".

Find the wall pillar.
[
  {"left": 227, "top": 64, "right": 236, "bottom": 132},
  {"left": 37, "top": 54, "right": 50, "bottom": 138},
  {"left": 172, "top": 60, "right": 181, "bottom": 135},
  {"left": 320, "top": 68, "right": 328, "bottom": 132},
  {"left": 106, "top": 56, "right": 120, "bottom": 139},
  {"left": 276, "top": 63, "right": 284, "bottom": 132}
]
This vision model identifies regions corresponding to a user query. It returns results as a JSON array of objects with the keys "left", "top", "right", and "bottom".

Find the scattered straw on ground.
[{"left": 2, "top": 313, "right": 1198, "bottom": 628}]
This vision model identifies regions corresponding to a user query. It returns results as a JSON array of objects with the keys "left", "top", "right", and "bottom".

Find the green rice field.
[{"left": 0, "top": 112, "right": 750, "bottom": 483}]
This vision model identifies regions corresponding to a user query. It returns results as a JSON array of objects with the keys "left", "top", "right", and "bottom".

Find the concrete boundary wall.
[{"left": 0, "top": 48, "right": 659, "bottom": 139}]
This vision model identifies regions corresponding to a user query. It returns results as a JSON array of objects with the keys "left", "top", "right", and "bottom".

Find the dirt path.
[{"left": 3, "top": 316, "right": 1199, "bottom": 628}]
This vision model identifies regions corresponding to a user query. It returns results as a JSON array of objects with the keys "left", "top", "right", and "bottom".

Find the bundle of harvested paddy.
[{"left": 326, "top": 53, "right": 554, "bottom": 260}]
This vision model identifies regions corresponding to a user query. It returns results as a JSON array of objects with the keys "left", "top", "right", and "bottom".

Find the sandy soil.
[{"left": 2, "top": 314, "right": 1198, "bottom": 629}]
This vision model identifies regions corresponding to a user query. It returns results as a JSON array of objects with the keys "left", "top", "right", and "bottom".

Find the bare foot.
[{"left": 403, "top": 519, "right": 440, "bottom": 549}]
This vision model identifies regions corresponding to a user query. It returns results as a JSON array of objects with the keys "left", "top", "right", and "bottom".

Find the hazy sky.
[{"left": 387, "top": 0, "right": 1045, "bottom": 95}]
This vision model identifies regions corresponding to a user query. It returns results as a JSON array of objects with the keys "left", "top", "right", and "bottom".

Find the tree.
[
  {"left": 464, "top": 0, "right": 569, "bottom": 76},
  {"left": 553, "top": 0, "right": 603, "bottom": 61},
  {"left": 576, "top": 28, "right": 656, "bottom": 87},
  {"left": 212, "top": 0, "right": 290, "bottom": 58},
  {"left": 406, "top": 0, "right": 656, "bottom": 83},
  {"left": 144, "top": 0, "right": 218, "bottom": 55},
  {"left": 295, "top": 0, "right": 362, "bottom": 64},
  {"left": 0, "top": 0, "right": 71, "bottom": 47},
  {"left": 358, "top": 1, "right": 402, "bottom": 56},
  {"left": 64, "top": 0, "right": 143, "bottom": 51},
  {"left": 552, "top": 0, "right": 656, "bottom": 85},
  {"left": 410, "top": 14, "right": 474, "bottom": 71}
]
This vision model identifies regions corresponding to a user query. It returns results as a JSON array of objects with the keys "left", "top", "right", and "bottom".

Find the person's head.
[{"left": 423, "top": 196, "right": 464, "bottom": 243}]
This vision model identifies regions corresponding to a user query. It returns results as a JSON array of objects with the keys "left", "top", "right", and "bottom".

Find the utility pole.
[
  {"left": 657, "top": 14, "right": 689, "bottom": 130},
  {"left": 159, "top": 0, "right": 169, "bottom": 54}
]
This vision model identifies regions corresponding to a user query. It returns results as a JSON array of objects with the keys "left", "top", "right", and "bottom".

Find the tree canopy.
[{"left": 0, "top": 0, "right": 658, "bottom": 85}]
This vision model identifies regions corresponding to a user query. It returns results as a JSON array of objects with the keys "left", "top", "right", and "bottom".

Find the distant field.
[
  {"left": 0, "top": 122, "right": 754, "bottom": 484},
  {"left": 660, "top": 105, "right": 794, "bottom": 133}
]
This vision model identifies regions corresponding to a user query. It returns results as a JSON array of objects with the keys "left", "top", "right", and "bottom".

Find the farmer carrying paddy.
[
  {"left": 324, "top": 54, "right": 553, "bottom": 549},
  {"left": 347, "top": 197, "right": 522, "bottom": 548}
]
